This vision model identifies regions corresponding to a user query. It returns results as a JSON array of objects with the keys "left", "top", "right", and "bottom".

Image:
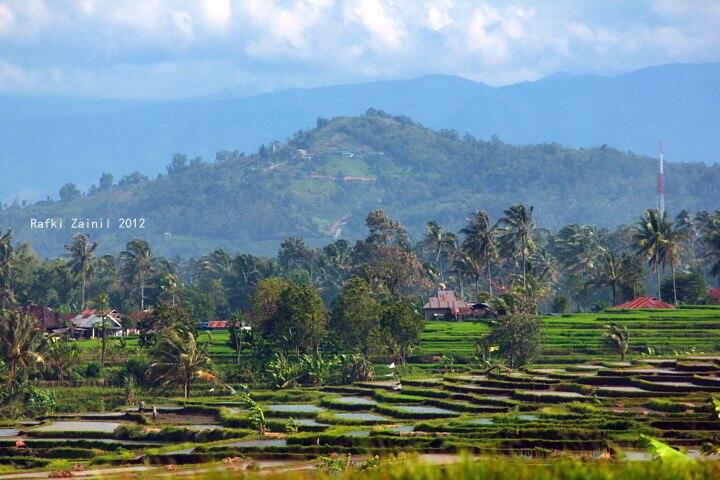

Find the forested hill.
[{"left": 1, "top": 110, "right": 719, "bottom": 257}]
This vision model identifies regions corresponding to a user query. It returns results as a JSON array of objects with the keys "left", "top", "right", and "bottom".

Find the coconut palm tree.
[
  {"left": 149, "top": 327, "right": 216, "bottom": 398},
  {"left": 0, "top": 310, "right": 45, "bottom": 389},
  {"left": 702, "top": 211, "right": 720, "bottom": 284},
  {"left": 420, "top": 221, "right": 455, "bottom": 284},
  {"left": 498, "top": 204, "right": 535, "bottom": 288},
  {"left": 0, "top": 229, "right": 17, "bottom": 311},
  {"left": 592, "top": 248, "right": 624, "bottom": 306},
  {"left": 65, "top": 233, "right": 97, "bottom": 308},
  {"left": 634, "top": 209, "right": 683, "bottom": 303},
  {"left": 120, "top": 239, "right": 158, "bottom": 310},
  {"left": 461, "top": 209, "right": 500, "bottom": 293},
  {"left": 44, "top": 335, "right": 78, "bottom": 381},
  {"left": 96, "top": 293, "right": 112, "bottom": 364},
  {"left": 603, "top": 324, "right": 629, "bottom": 360}
]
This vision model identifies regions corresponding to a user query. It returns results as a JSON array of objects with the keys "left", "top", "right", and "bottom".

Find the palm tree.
[
  {"left": 590, "top": 248, "right": 624, "bottom": 306},
  {"left": 555, "top": 224, "right": 601, "bottom": 278},
  {"left": 498, "top": 204, "right": 535, "bottom": 288},
  {"left": 420, "top": 221, "right": 455, "bottom": 283},
  {"left": 65, "top": 233, "right": 97, "bottom": 308},
  {"left": 44, "top": 335, "right": 78, "bottom": 381},
  {"left": 603, "top": 324, "right": 629, "bottom": 360},
  {"left": 96, "top": 293, "right": 111, "bottom": 364},
  {"left": 160, "top": 273, "right": 178, "bottom": 305},
  {"left": 0, "top": 310, "right": 45, "bottom": 389},
  {"left": 148, "top": 328, "right": 215, "bottom": 398},
  {"left": 120, "top": 239, "right": 157, "bottom": 309},
  {"left": 702, "top": 211, "right": 720, "bottom": 285},
  {"left": 634, "top": 209, "right": 682, "bottom": 303},
  {"left": 461, "top": 210, "right": 500, "bottom": 293},
  {"left": 0, "top": 229, "right": 17, "bottom": 310}
]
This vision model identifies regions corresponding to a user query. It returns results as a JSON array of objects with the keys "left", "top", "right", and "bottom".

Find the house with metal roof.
[
  {"left": 614, "top": 296, "right": 675, "bottom": 309},
  {"left": 66, "top": 309, "right": 125, "bottom": 338},
  {"left": 423, "top": 290, "right": 485, "bottom": 320}
]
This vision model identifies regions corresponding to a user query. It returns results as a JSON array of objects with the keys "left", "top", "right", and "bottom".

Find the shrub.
[{"left": 85, "top": 361, "right": 104, "bottom": 378}]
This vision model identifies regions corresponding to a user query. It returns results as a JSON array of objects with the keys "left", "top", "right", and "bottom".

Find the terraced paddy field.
[
  {"left": 1, "top": 356, "right": 719, "bottom": 476},
  {"left": 419, "top": 306, "right": 720, "bottom": 364}
]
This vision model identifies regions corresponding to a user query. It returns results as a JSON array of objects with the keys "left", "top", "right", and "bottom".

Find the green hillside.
[{"left": 1, "top": 109, "right": 718, "bottom": 257}]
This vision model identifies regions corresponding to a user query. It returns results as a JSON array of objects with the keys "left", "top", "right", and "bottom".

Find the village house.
[
  {"left": 22, "top": 304, "right": 64, "bottom": 332},
  {"left": 423, "top": 290, "right": 487, "bottom": 320},
  {"left": 64, "top": 309, "right": 127, "bottom": 339}
]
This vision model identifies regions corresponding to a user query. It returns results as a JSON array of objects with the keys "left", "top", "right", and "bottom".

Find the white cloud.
[
  {"left": 0, "top": 0, "right": 718, "bottom": 97},
  {"left": 0, "top": 3, "right": 14, "bottom": 35},
  {"left": 202, "top": 0, "right": 231, "bottom": 29},
  {"left": 345, "top": 0, "right": 407, "bottom": 50}
]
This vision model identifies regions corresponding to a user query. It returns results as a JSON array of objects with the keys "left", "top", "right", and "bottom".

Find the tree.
[
  {"left": 58, "top": 183, "right": 81, "bottom": 202},
  {"left": 589, "top": 248, "right": 624, "bottom": 306},
  {"left": 98, "top": 172, "right": 114, "bottom": 191},
  {"left": 603, "top": 324, "right": 629, "bottom": 360},
  {"left": 634, "top": 210, "right": 683, "bottom": 303},
  {"left": 96, "top": 293, "right": 112, "bottom": 364},
  {"left": 138, "top": 302, "right": 194, "bottom": 345},
  {"left": 160, "top": 273, "right": 178, "bottom": 305},
  {"left": 420, "top": 221, "right": 455, "bottom": 283},
  {"left": 249, "top": 277, "right": 290, "bottom": 332},
  {"left": 44, "top": 335, "right": 78, "bottom": 381},
  {"left": 461, "top": 210, "right": 500, "bottom": 293},
  {"left": 660, "top": 271, "right": 709, "bottom": 304},
  {"left": 381, "top": 298, "right": 424, "bottom": 365},
  {"left": 120, "top": 239, "right": 160, "bottom": 309},
  {"left": 149, "top": 327, "right": 214, "bottom": 398},
  {"left": 0, "top": 310, "right": 44, "bottom": 389},
  {"left": 498, "top": 204, "right": 535, "bottom": 288},
  {"left": 264, "top": 282, "right": 327, "bottom": 355},
  {"left": 228, "top": 311, "right": 249, "bottom": 367},
  {"left": 65, "top": 233, "right": 97, "bottom": 307},
  {"left": 488, "top": 313, "right": 542, "bottom": 368},
  {"left": 0, "top": 229, "right": 16, "bottom": 310},
  {"left": 702, "top": 211, "right": 720, "bottom": 284},
  {"left": 329, "top": 277, "right": 382, "bottom": 357}
]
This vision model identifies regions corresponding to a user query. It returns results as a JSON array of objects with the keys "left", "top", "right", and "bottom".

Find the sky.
[{"left": 0, "top": 0, "right": 719, "bottom": 99}]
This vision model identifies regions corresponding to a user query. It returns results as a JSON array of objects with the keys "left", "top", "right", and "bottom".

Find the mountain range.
[{"left": 2, "top": 62, "right": 719, "bottom": 203}]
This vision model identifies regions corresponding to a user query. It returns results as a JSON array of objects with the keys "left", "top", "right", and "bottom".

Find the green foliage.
[
  {"left": 489, "top": 313, "right": 542, "bottom": 368},
  {"left": 639, "top": 434, "right": 695, "bottom": 465},
  {"left": 23, "top": 387, "right": 57, "bottom": 416},
  {"left": 661, "top": 271, "right": 709, "bottom": 304},
  {"left": 380, "top": 297, "right": 424, "bottom": 364},
  {"left": 329, "top": 277, "right": 382, "bottom": 356}
]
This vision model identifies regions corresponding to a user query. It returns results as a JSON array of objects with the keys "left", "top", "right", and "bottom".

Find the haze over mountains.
[
  {"left": 1, "top": 110, "right": 718, "bottom": 258},
  {"left": 2, "top": 62, "right": 719, "bottom": 203}
]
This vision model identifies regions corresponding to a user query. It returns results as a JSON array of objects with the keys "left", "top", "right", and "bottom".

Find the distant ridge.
[
  {"left": 0, "top": 62, "right": 718, "bottom": 203},
  {"left": 1, "top": 111, "right": 717, "bottom": 258}
]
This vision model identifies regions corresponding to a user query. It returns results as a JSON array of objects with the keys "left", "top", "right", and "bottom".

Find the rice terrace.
[
  {"left": 2, "top": 2, "right": 720, "bottom": 479},
  {"left": 1, "top": 305, "right": 720, "bottom": 478}
]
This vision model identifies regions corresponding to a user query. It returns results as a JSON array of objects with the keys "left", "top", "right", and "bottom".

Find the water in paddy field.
[
  {"left": 222, "top": 439, "right": 288, "bottom": 448},
  {"left": 335, "top": 396, "right": 378, "bottom": 405},
  {"left": 519, "top": 390, "right": 586, "bottom": 398},
  {"left": 264, "top": 404, "right": 325, "bottom": 413},
  {"left": 0, "top": 429, "right": 20, "bottom": 437},
  {"left": 292, "top": 419, "right": 330, "bottom": 426},
  {"left": 34, "top": 421, "right": 121, "bottom": 433},
  {"left": 395, "top": 405, "right": 459, "bottom": 415},
  {"left": 389, "top": 425, "right": 415, "bottom": 432},
  {"left": 335, "top": 412, "right": 390, "bottom": 422},
  {"left": 517, "top": 415, "right": 539, "bottom": 421},
  {"left": 345, "top": 430, "right": 371, "bottom": 437},
  {"left": 467, "top": 418, "right": 494, "bottom": 425}
]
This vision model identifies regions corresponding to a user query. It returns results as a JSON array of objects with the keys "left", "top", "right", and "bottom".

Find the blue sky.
[{"left": 1, "top": 0, "right": 719, "bottom": 99}]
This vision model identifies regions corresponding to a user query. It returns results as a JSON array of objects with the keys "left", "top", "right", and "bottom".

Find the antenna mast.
[{"left": 658, "top": 142, "right": 665, "bottom": 216}]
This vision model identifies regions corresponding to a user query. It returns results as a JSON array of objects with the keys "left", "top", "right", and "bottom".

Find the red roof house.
[
  {"left": 423, "top": 290, "right": 476, "bottom": 320},
  {"left": 709, "top": 288, "right": 720, "bottom": 304},
  {"left": 614, "top": 296, "right": 675, "bottom": 310}
]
